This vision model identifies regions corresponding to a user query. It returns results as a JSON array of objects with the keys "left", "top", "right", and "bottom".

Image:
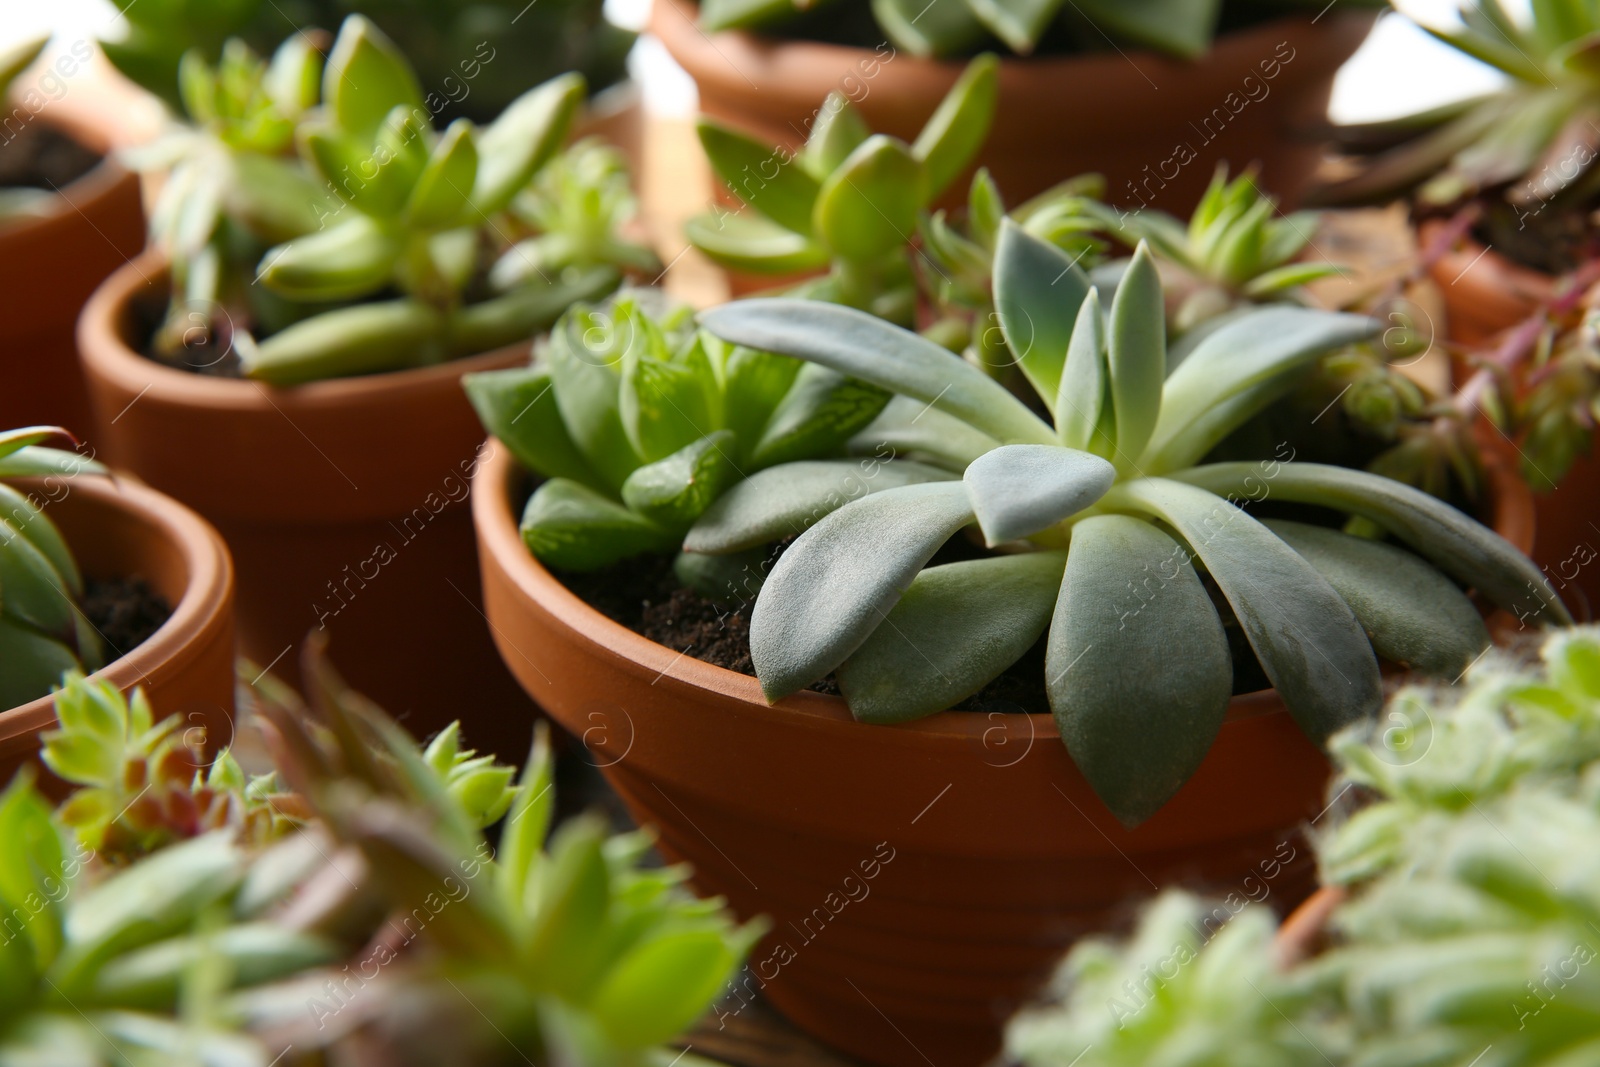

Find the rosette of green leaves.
[
  {"left": 237, "top": 642, "right": 763, "bottom": 1067},
  {"left": 1106, "top": 166, "right": 1344, "bottom": 337},
  {"left": 1312, "top": 0, "right": 1600, "bottom": 211},
  {"left": 1514, "top": 306, "right": 1600, "bottom": 491},
  {"left": 919, "top": 168, "right": 1110, "bottom": 364},
  {"left": 685, "top": 55, "right": 997, "bottom": 326},
  {"left": 697, "top": 225, "right": 1567, "bottom": 825},
  {"left": 127, "top": 33, "right": 332, "bottom": 358},
  {"left": 466, "top": 290, "right": 907, "bottom": 576},
  {"left": 0, "top": 428, "right": 106, "bottom": 712},
  {"left": 239, "top": 16, "right": 620, "bottom": 385}
]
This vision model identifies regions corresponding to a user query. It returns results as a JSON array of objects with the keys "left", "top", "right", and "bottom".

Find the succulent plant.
[
  {"left": 0, "top": 428, "right": 107, "bottom": 712},
  {"left": 685, "top": 55, "right": 997, "bottom": 326},
  {"left": 136, "top": 16, "right": 640, "bottom": 385},
  {"left": 1006, "top": 626, "right": 1600, "bottom": 1067},
  {"left": 694, "top": 225, "right": 1568, "bottom": 825},
  {"left": 1506, "top": 297, "right": 1600, "bottom": 492},
  {"left": 466, "top": 290, "right": 909, "bottom": 579},
  {"left": 100, "top": 0, "right": 632, "bottom": 123}
]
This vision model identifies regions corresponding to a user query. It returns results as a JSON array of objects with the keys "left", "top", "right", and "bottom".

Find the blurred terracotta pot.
[
  {"left": 1421, "top": 221, "right": 1599, "bottom": 621},
  {"left": 77, "top": 251, "right": 543, "bottom": 755},
  {"left": 0, "top": 103, "right": 145, "bottom": 435},
  {"left": 474, "top": 440, "right": 1534, "bottom": 1067},
  {"left": 1272, "top": 884, "right": 1347, "bottom": 969},
  {"left": 653, "top": 0, "right": 1374, "bottom": 213},
  {"left": 0, "top": 470, "right": 234, "bottom": 789}
]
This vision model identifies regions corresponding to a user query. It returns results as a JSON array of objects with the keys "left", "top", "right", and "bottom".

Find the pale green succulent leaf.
[
  {"left": 620, "top": 332, "right": 719, "bottom": 463},
  {"left": 1106, "top": 242, "right": 1165, "bottom": 465},
  {"left": 0, "top": 518, "right": 75, "bottom": 638},
  {"left": 1242, "top": 261, "right": 1345, "bottom": 298},
  {"left": 966, "top": 0, "right": 1061, "bottom": 52},
  {"left": 1055, "top": 288, "right": 1114, "bottom": 457},
  {"left": 87, "top": 924, "right": 340, "bottom": 1010},
  {"left": 519, "top": 479, "right": 678, "bottom": 572},
  {"left": 590, "top": 927, "right": 746, "bottom": 1048},
  {"left": 699, "top": 0, "right": 800, "bottom": 31},
  {"left": 0, "top": 484, "right": 81, "bottom": 596},
  {"left": 547, "top": 308, "right": 645, "bottom": 490},
  {"left": 964, "top": 445, "right": 1114, "bottom": 546},
  {"left": 522, "top": 817, "right": 611, "bottom": 997},
  {"left": 498, "top": 723, "right": 554, "bottom": 919},
  {"left": 871, "top": 0, "right": 988, "bottom": 56},
  {"left": 749, "top": 364, "right": 890, "bottom": 468},
  {"left": 323, "top": 15, "right": 424, "bottom": 140},
  {"left": 1072, "top": 0, "right": 1220, "bottom": 57},
  {"left": 720, "top": 344, "right": 804, "bottom": 448},
  {"left": 0, "top": 445, "right": 102, "bottom": 480},
  {"left": 256, "top": 215, "right": 399, "bottom": 302},
  {"left": 697, "top": 119, "right": 820, "bottom": 236},
  {"left": 0, "top": 619, "right": 80, "bottom": 715},
  {"left": 993, "top": 220, "right": 1093, "bottom": 415},
  {"left": 910, "top": 54, "right": 998, "bottom": 198},
  {"left": 464, "top": 367, "right": 608, "bottom": 493},
  {"left": 406, "top": 120, "right": 479, "bottom": 229},
  {"left": 244, "top": 299, "right": 445, "bottom": 385},
  {"left": 813, "top": 135, "right": 926, "bottom": 261},
  {"left": 472, "top": 72, "right": 585, "bottom": 215},
  {"left": 621, "top": 431, "right": 742, "bottom": 527},
  {"left": 683, "top": 211, "right": 831, "bottom": 274},
  {"left": 848, "top": 395, "right": 1001, "bottom": 472}
]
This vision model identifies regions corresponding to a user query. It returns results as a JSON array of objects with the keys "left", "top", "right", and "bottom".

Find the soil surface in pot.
[
  {"left": 83, "top": 575, "right": 172, "bottom": 661},
  {"left": 0, "top": 124, "right": 99, "bottom": 194}
]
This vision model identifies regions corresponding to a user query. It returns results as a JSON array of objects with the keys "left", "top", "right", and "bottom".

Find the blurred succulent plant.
[
  {"left": 1109, "top": 166, "right": 1345, "bottom": 339},
  {"left": 1006, "top": 626, "right": 1600, "bottom": 1067},
  {"left": 100, "top": 0, "right": 633, "bottom": 123},
  {"left": 697, "top": 0, "right": 1374, "bottom": 58},
  {"left": 466, "top": 289, "right": 923, "bottom": 580},
  {"left": 695, "top": 226, "right": 1567, "bottom": 825},
  {"left": 685, "top": 55, "right": 997, "bottom": 326},
  {"left": 237, "top": 638, "right": 763, "bottom": 1067},
  {"left": 1511, "top": 300, "right": 1600, "bottom": 492},
  {"left": 0, "top": 427, "right": 106, "bottom": 712},
  {"left": 0, "top": 34, "right": 57, "bottom": 218}
]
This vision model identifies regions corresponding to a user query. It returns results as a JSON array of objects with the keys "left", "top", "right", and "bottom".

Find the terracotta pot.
[
  {"left": 1421, "top": 222, "right": 1599, "bottom": 622},
  {"left": 0, "top": 470, "right": 234, "bottom": 789},
  {"left": 1271, "top": 884, "right": 1346, "bottom": 970},
  {"left": 474, "top": 442, "right": 1534, "bottom": 1067},
  {"left": 653, "top": 0, "right": 1375, "bottom": 213},
  {"left": 0, "top": 102, "right": 145, "bottom": 435},
  {"left": 77, "top": 251, "right": 543, "bottom": 755}
]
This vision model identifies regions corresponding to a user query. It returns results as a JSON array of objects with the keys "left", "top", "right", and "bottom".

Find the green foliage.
[
  {"left": 131, "top": 16, "right": 648, "bottom": 385},
  {"left": 467, "top": 290, "right": 895, "bottom": 574},
  {"left": 0, "top": 428, "right": 106, "bottom": 712},
  {"left": 696, "top": 226, "right": 1567, "bottom": 826},
  {"left": 99, "top": 0, "right": 633, "bottom": 120},
  {"left": 685, "top": 55, "right": 997, "bottom": 326},
  {"left": 1005, "top": 626, "right": 1600, "bottom": 1067}
]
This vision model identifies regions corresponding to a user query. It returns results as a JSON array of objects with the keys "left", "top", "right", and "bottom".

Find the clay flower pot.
[
  {"left": 1421, "top": 220, "right": 1600, "bottom": 621},
  {"left": 474, "top": 441, "right": 1535, "bottom": 1067},
  {"left": 0, "top": 99, "right": 145, "bottom": 435},
  {"left": 653, "top": 0, "right": 1374, "bottom": 213},
  {"left": 0, "top": 470, "right": 234, "bottom": 788},
  {"left": 77, "top": 251, "right": 543, "bottom": 755},
  {"left": 1271, "top": 884, "right": 1347, "bottom": 970}
]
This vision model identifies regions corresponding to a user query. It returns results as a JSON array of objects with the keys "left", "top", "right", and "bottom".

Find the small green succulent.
[
  {"left": 685, "top": 55, "right": 997, "bottom": 326},
  {"left": 466, "top": 290, "right": 909, "bottom": 581},
  {"left": 1006, "top": 626, "right": 1600, "bottom": 1067},
  {"left": 696, "top": 226, "right": 1567, "bottom": 825},
  {"left": 99, "top": 0, "right": 633, "bottom": 123},
  {"left": 0, "top": 428, "right": 107, "bottom": 712},
  {"left": 1511, "top": 303, "right": 1600, "bottom": 492}
]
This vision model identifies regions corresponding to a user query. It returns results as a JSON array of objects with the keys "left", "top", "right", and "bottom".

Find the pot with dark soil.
[
  {"left": 0, "top": 36, "right": 145, "bottom": 434},
  {"left": 0, "top": 427, "right": 234, "bottom": 786},
  {"left": 470, "top": 248, "right": 1563, "bottom": 1066},
  {"left": 76, "top": 19, "right": 658, "bottom": 753},
  {"left": 654, "top": 0, "right": 1376, "bottom": 215}
]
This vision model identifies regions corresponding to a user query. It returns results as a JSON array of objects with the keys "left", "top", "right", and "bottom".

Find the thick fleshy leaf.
[
  {"left": 463, "top": 367, "right": 607, "bottom": 492},
  {"left": 1109, "top": 477, "right": 1382, "bottom": 743},
  {"left": 964, "top": 445, "right": 1114, "bottom": 546},
  {"left": 1073, "top": 0, "right": 1221, "bottom": 59},
  {"left": 621, "top": 431, "right": 742, "bottom": 527},
  {"left": 448, "top": 267, "right": 619, "bottom": 359},
  {"left": 1049, "top": 515, "right": 1232, "bottom": 826},
  {"left": 323, "top": 16, "right": 423, "bottom": 140},
  {"left": 749, "top": 364, "right": 889, "bottom": 468},
  {"left": 700, "top": 300, "right": 1056, "bottom": 445},
  {"left": 0, "top": 618, "right": 79, "bottom": 712},
  {"left": 590, "top": 928, "right": 744, "bottom": 1048},
  {"left": 1264, "top": 520, "right": 1489, "bottom": 677},
  {"left": 0, "top": 483, "right": 80, "bottom": 596},
  {"left": 619, "top": 339, "right": 718, "bottom": 464},
  {"left": 872, "top": 0, "right": 987, "bottom": 56},
  {"left": 720, "top": 345, "right": 803, "bottom": 450},
  {"left": 88, "top": 924, "right": 339, "bottom": 1009},
  {"left": 497, "top": 723, "right": 554, "bottom": 917},
  {"left": 910, "top": 54, "right": 998, "bottom": 198},
  {"left": 812, "top": 135, "right": 925, "bottom": 261},
  {"left": 244, "top": 299, "right": 445, "bottom": 385},
  {"left": 520, "top": 480, "right": 676, "bottom": 571},
  {"left": 684, "top": 459, "right": 955, "bottom": 554},
  {"left": 546, "top": 311, "right": 643, "bottom": 490},
  {"left": 1142, "top": 307, "right": 1381, "bottom": 471},
  {"left": 472, "top": 73, "right": 584, "bottom": 215},
  {"left": 802, "top": 94, "right": 871, "bottom": 177},
  {"left": 0, "top": 446, "right": 102, "bottom": 480},
  {"left": 0, "top": 517, "right": 74, "bottom": 636},
  {"left": 1055, "top": 289, "right": 1117, "bottom": 460},
  {"left": 1175, "top": 462, "right": 1572, "bottom": 628},
  {"left": 522, "top": 818, "right": 610, "bottom": 997},
  {"left": 406, "top": 120, "right": 478, "bottom": 229},
  {"left": 697, "top": 120, "right": 820, "bottom": 236},
  {"left": 993, "top": 220, "right": 1092, "bottom": 414},
  {"left": 848, "top": 395, "right": 1000, "bottom": 471},
  {"left": 967, "top": 0, "right": 1061, "bottom": 52},
  {"left": 699, "top": 0, "right": 800, "bottom": 31},
  {"left": 1106, "top": 242, "right": 1165, "bottom": 465},
  {"left": 255, "top": 215, "right": 399, "bottom": 302},
  {"left": 749, "top": 481, "right": 976, "bottom": 700},
  {"left": 840, "top": 552, "right": 1065, "bottom": 723},
  {"left": 684, "top": 211, "right": 831, "bottom": 274}
]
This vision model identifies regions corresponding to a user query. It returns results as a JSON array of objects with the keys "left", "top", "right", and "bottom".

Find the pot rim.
[
  {"left": 1419, "top": 218, "right": 1556, "bottom": 320},
  {"left": 474, "top": 436, "right": 1534, "bottom": 742},
  {"left": 78, "top": 250, "right": 535, "bottom": 415},
  {"left": 653, "top": 0, "right": 1375, "bottom": 87},
  {"left": 0, "top": 471, "right": 233, "bottom": 738}
]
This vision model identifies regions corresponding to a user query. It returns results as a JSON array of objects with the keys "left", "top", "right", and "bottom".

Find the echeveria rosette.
[
  {"left": 0, "top": 428, "right": 107, "bottom": 712},
  {"left": 685, "top": 54, "right": 998, "bottom": 327},
  {"left": 466, "top": 290, "right": 906, "bottom": 582},
  {"left": 696, "top": 225, "right": 1569, "bottom": 826}
]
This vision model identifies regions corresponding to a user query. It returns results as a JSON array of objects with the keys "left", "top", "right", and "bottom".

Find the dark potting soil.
[
  {"left": 0, "top": 123, "right": 99, "bottom": 193},
  {"left": 130, "top": 295, "right": 246, "bottom": 378},
  {"left": 83, "top": 576, "right": 172, "bottom": 662}
]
